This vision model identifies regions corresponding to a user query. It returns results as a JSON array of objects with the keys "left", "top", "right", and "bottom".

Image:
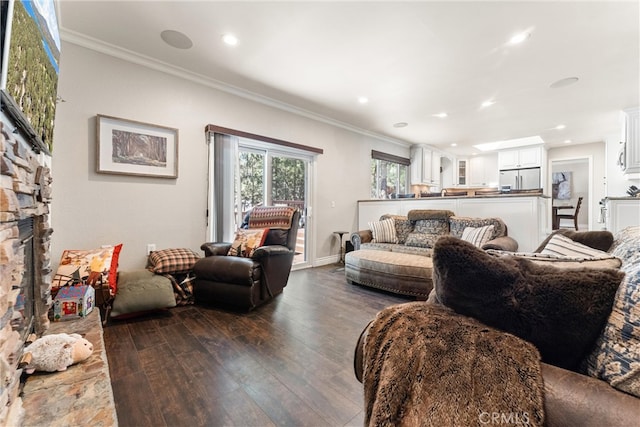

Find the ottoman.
[{"left": 345, "top": 249, "right": 433, "bottom": 298}]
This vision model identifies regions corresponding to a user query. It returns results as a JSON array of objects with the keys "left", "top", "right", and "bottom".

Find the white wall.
[
  {"left": 51, "top": 42, "right": 409, "bottom": 270},
  {"left": 547, "top": 142, "right": 606, "bottom": 231}
]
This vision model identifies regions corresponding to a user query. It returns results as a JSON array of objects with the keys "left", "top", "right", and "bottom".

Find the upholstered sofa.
[
  {"left": 354, "top": 226, "right": 640, "bottom": 426},
  {"left": 345, "top": 210, "right": 518, "bottom": 298}
]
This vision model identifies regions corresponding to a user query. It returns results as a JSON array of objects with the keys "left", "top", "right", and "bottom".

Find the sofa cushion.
[
  {"left": 380, "top": 214, "right": 412, "bottom": 244},
  {"left": 405, "top": 218, "right": 449, "bottom": 248},
  {"left": 431, "top": 236, "right": 624, "bottom": 371},
  {"left": 368, "top": 218, "right": 397, "bottom": 243},
  {"left": 540, "top": 233, "right": 614, "bottom": 259},
  {"left": 485, "top": 250, "right": 622, "bottom": 270},
  {"left": 461, "top": 225, "right": 494, "bottom": 247},
  {"left": 449, "top": 216, "right": 506, "bottom": 240},
  {"left": 534, "top": 229, "right": 614, "bottom": 253},
  {"left": 584, "top": 226, "right": 640, "bottom": 398}
]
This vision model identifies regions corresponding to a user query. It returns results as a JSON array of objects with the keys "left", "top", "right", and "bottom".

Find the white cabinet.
[
  {"left": 498, "top": 146, "right": 542, "bottom": 169},
  {"left": 622, "top": 107, "right": 640, "bottom": 175},
  {"left": 469, "top": 154, "right": 499, "bottom": 186},
  {"left": 457, "top": 159, "right": 467, "bottom": 186},
  {"left": 410, "top": 145, "right": 440, "bottom": 186},
  {"left": 605, "top": 198, "right": 640, "bottom": 234}
]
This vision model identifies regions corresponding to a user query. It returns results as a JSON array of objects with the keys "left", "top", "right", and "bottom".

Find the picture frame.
[{"left": 96, "top": 114, "right": 178, "bottom": 178}]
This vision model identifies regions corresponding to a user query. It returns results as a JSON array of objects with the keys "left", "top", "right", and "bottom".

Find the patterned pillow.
[
  {"left": 583, "top": 226, "right": 640, "bottom": 397},
  {"left": 227, "top": 229, "right": 268, "bottom": 257},
  {"left": 53, "top": 244, "right": 123, "bottom": 296},
  {"left": 148, "top": 248, "right": 201, "bottom": 274},
  {"left": 461, "top": 225, "right": 495, "bottom": 247},
  {"left": 541, "top": 233, "right": 613, "bottom": 259},
  {"left": 381, "top": 215, "right": 411, "bottom": 244},
  {"left": 405, "top": 232, "right": 441, "bottom": 249},
  {"left": 368, "top": 218, "right": 397, "bottom": 243}
]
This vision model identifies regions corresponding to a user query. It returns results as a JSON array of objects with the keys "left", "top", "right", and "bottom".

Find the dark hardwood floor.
[{"left": 103, "top": 265, "right": 409, "bottom": 426}]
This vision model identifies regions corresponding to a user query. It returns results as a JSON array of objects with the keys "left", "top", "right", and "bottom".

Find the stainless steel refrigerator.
[{"left": 499, "top": 167, "right": 541, "bottom": 190}]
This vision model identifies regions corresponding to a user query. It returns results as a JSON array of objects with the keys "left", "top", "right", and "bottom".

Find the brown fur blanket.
[{"left": 362, "top": 302, "right": 544, "bottom": 426}]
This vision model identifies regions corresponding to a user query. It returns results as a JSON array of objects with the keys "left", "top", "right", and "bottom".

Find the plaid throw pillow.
[
  {"left": 461, "top": 225, "right": 494, "bottom": 248},
  {"left": 148, "top": 248, "right": 201, "bottom": 274}
]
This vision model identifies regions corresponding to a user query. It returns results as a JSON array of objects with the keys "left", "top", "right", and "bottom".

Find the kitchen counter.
[
  {"left": 361, "top": 192, "right": 548, "bottom": 202},
  {"left": 357, "top": 193, "right": 550, "bottom": 252}
]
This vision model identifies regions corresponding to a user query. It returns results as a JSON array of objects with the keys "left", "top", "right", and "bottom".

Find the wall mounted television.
[{"left": 1, "top": 0, "right": 60, "bottom": 154}]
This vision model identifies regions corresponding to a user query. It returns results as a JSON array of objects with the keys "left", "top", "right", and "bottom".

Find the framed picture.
[{"left": 96, "top": 115, "right": 178, "bottom": 178}]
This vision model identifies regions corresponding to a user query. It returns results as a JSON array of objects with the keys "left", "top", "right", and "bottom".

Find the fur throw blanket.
[{"left": 362, "top": 302, "right": 545, "bottom": 426}]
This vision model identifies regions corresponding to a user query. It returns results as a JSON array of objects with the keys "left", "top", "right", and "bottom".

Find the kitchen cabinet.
[
  {"left": 410, "top": 145, "right": 440, "bottom": 186},
  {"left": 457, "top": 159, "right": 467, "bottom": 185},
  {"left": 469, "top": 154, "right": 499, "bottom": 186},
  {"left": 603, "top": 197, "right": 640, "bottom": 234},
  {"left": 498, "top": 146, "right": 542, "bottom": 169},
  {"left": 621, "top": 107, "right": 640, "bottom": 175}
]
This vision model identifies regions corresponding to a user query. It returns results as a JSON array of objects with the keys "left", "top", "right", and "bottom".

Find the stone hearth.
[{"left": 2, "top": 111, "right": 116, "bottom": 426}]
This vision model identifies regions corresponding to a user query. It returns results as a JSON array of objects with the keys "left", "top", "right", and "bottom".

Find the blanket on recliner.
[{"left": 361, "top": 302, "right": 545, "bottom": 427}]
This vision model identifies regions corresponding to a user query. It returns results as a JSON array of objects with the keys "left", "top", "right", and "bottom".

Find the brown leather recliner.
[{"left": 193, "top": 207, "right": 300, "bottom": 311}]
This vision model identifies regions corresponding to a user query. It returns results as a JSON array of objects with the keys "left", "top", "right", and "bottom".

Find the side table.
[{"left": 333, "top": 231, "right": 349, "bottom": 264}]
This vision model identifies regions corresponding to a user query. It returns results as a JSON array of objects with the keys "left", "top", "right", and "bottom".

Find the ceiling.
[{"left": 57, "top": 1, "right": 640, "bottom": 155}]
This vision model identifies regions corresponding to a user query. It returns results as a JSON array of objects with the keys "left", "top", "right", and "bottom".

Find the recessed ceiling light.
[
  {"left": 555, "top": 124, "right": 566, "bottom": 130},
  {"left": 481, "top": 100, "right": 495, "bottom": 108},
  {"left": 222, "top": 33, "right": 239, "bottom": 46},
  {"left": 450, "top": 143, "right": 457, "bottom": 147},
  {"left": 393, "top": 122, "right": 408, "bottom": 128},
  {"left": 432, "top": 112, "right": 448, "bottom": 118},
  {"left": 358, "top": 96, "right": 369, "bottom": 104},
  {"left": 564, "top": 140, "right": 572, "bottom": 144},
  {"left": 509, "top": 31, "right": 531, "bottom": 45},
  {"left": 550, "top": 77, "right": 579, "bottom": 89},
  {"left": 160, "top": 30, "right": 193, "bottom": 49}
]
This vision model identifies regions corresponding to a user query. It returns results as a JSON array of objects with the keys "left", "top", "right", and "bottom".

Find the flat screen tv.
[{"left": 1, "top": 0, "right": 60, "bottom": 154}]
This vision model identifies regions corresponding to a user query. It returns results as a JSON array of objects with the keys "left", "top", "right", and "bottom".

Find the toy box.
[{"left": 53, "top": 285, "right": 95, "bottom": 321}]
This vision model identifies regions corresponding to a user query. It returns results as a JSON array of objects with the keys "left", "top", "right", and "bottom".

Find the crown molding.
[{"left": 60, "top": 28, "right": 411, "bottom": 148}]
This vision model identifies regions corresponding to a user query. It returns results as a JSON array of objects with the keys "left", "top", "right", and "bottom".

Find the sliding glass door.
[{"left": 238, "top": 142, "right": 310, "bottom": 266}]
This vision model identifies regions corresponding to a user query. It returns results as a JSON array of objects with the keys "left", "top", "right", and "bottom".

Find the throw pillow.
[
  {"left": 431, "top": 236, "right": 624, "bottom": 371},
  {"left": 148, "top": 248, "right": 201, "bottom": 274},
  {"left": 533, "top": 229, "right": 614, "bottom": 253},
  {"left": 227, "top": 228, "right": 268, "bottom": 257},
  {"left": 461, "top": 225, "right": 495, "bottom": 247},
  {"left": 540, "top": 233, "right": 614, "bottom": 259},
  {"left": 110, "top": 269, "right": 177, "bottom": 318},
  {"left": 583, "top": 226, "right": 640, "bottom": 398},
  {"left": 368, "top": 218, "right": 397, "bottom": 243},
  {"left": 53, "top": 244, "right": 123, "bottom": 296}
]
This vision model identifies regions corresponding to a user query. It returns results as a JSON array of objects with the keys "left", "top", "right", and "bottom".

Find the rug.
[{"left": 362, "top": 302, "right": 545, "bottom": 426}]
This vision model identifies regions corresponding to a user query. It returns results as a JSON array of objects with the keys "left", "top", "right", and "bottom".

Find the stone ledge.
[{"left": 22, "top": 310, "right": 118, "bottom": 427}]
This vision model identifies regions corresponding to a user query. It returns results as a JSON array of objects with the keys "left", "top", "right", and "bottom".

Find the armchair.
[{"left": 193, "top": 206, "right": 300, "bottom": 310}]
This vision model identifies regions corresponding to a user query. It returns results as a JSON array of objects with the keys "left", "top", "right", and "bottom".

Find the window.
[{"left": 371, "top": 150, "right": 410, "bottom": 199}]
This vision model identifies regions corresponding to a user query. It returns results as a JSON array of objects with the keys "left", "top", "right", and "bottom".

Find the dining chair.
[{"left": 557, "top": 197, "right": 583, "bottom": 230}]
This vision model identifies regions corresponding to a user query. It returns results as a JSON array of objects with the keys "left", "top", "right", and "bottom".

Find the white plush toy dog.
[{"left": 25, "top": 333, "right": 94, "bottom": 373}]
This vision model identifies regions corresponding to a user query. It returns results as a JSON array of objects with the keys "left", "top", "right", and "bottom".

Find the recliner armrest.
[
  {"left": 201, "top": 242, "right": 232, "bottom": 257},
  {"left": 351, "top": 230, "right": 373, "bottom": 251},
  {"left": 252, "top": 245, "right": 292, "bottom": 259},
  {"left": 482, "top": 236, "right": 518, "bottom": 252}
]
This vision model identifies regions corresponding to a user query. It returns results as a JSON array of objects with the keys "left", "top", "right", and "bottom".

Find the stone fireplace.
[{"left": 0, "top": 114, "right": 54, "bottom": 425}]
